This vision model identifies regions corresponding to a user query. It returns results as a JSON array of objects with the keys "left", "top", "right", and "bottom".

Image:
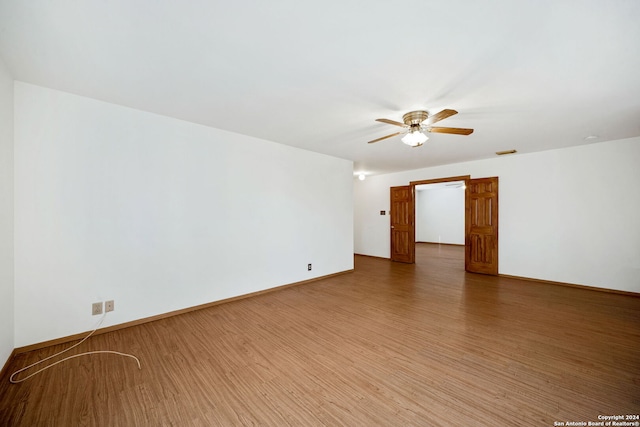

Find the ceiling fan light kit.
[
  {"left": 401, "top": 128, "right": 428, "bottom": 147},
  {"left": 368, "top": 109, "right": 473, "bottom": 147}
]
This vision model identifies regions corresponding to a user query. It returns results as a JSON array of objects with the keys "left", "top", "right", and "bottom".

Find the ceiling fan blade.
[
  {"left": 425, "top": 109, "right": 458, "bottom": 125},
  {"left": 367, "top": 132, "right": 402, "bottom": 144},
  {"left": 375, "top": 118, "right": 406, "bottom": 127},
  {"left": 428, "top": 126, "right": 474, "bottom": 135}
]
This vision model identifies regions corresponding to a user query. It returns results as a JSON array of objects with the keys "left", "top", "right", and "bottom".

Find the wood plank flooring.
[{"left": 1, "top": 243, "right": 639, "bottom": 426}]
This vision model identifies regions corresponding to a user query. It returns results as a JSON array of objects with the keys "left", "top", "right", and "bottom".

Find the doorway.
[
  {"left": 415, "top": 180, "right": 465, "bottom": 246},
  {"left": 390, "top": 175, "right": 499, "bottom": 275}
]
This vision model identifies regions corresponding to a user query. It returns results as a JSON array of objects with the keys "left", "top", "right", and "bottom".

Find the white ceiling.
[{"left": 1, "top": 0, "right": 639, "bottom": 175}]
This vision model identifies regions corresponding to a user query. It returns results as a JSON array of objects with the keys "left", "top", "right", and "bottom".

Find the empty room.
[{"left": 1, "top": 1, "right": 639, "bottom": 426}]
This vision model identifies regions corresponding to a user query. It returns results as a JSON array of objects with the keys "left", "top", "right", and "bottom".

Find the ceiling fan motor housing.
[{"left": 402, "top": 110, "right": 429, "bottom": 125}]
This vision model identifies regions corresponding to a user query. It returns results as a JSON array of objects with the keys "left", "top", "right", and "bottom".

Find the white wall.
[
  {"left": 354, "top": 137, "right": 640, "bottom": 293},
  {"left": 416, "top": 187, "right": 464, "bottom": 244},
  {"left": 0, "top": 57, "right": 14, "bottom": 365},
  {"left": 14, "top": 82, "right": 354, "bottom": 347}
]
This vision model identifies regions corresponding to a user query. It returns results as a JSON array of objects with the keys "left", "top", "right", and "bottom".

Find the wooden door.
[
  {"left": 466, "top": 177, "right": 498, "bottom": 275},
  {"left": 390, "top": 185, "right": 415, "bottom": 263}
]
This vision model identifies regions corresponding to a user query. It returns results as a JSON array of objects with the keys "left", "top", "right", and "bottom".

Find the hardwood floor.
[{"left": 1, "top": 243, "right": 639, "bottom": 426}]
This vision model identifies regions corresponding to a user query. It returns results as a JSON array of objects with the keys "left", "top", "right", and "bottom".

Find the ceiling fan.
[{"left": 368, "top": 109, "right": 473, "bottom": 147}]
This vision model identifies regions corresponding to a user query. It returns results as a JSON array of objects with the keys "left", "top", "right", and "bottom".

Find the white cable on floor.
[{"left": 9, "top": 312, "right": 141, "bottom": 384}]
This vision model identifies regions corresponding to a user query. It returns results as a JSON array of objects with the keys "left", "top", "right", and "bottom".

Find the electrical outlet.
[
  {"left": 92, "top": 302, "right": 103, "bottom": 316},
  {"left": 105, "top": 300, "right": 114, "bottom": 312},
  {"left": 308, "top": 263, "right": 312, "bottom": 271}
]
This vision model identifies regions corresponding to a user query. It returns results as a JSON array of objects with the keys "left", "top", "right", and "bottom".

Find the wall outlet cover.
[{"left": 92, "top": 302, "right": 103, "bottom": 316}]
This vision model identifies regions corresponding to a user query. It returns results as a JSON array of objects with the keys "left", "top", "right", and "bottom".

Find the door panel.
[
  {"left": 466, "top": 177, "right": 498, "bottom": 275},
  {"left": 390, "top": 185, "right": 415, "bottom": 263}
]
